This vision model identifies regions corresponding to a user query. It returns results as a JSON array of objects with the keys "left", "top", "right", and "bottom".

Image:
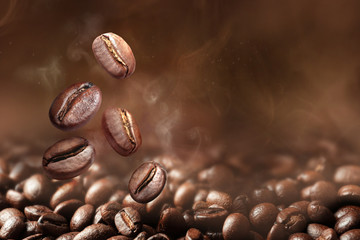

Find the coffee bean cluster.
[{"left": 1, "top": 138, "right": 360, "bottom": 239}]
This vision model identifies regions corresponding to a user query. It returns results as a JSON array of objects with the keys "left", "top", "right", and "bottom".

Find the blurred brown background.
[{"left": 1, "top": 0, "right": 360, "bottom": 157}]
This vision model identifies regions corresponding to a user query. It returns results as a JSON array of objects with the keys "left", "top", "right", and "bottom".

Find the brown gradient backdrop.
[{"left": 1, "top": 0, "right": 360, "bottom": 158}]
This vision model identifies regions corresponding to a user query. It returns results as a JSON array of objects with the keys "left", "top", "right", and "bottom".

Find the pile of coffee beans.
[{"left": 1, "top": 137, "right": 360, "bottom": 239}]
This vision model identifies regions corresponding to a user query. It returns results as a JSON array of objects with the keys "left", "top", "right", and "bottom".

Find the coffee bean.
[
  {"left": 0, "top": 208, "right": 25, "bottom": 225},
  {"left": 85, "top": 176, "right": 120, "bottom": 207},
  {"left": 122, "top": 194, "right": 147, "bottom": 217},
  {"left": 108, "top": 190, "right": 127, "bottom": 204},
  {"left": 248, "top": 231, "right": 264, "bottom": 240},
  {"left": 38, "top": 213, "right": 69, "bottom": 237},
  {"left": 249, "top": 202, "right": 279, "bottom": 235},
  {"left": 54, "top": 199, "right": 84, "bottom": 221},
  {"left": 289, "top": 201, "right": 310, "bottom": 221},
  {"left": 297, "top": 170, "right": 325, "bottom": 186},
  {"left": 174, "top": 181, "right": 197, "bottom": 209},
  {"left": 6, "top": 189, "right": 29, "bottom": 210},
  {"left": 23, "top": 233, "right": 51, "bottom": 240},
  {"left": 0, "top": 173, "right": 14, "bottom": 192},
  {"left": 222, "top": 213, "right": 250, "bottom": 240},
  {"left": 185, "top": 228, "right": 203, "bottom": 240},
  {"left": 317, "top": 228, "right": 337, "bottom": 240},
  {"left": 267, "top": 223, "right": 289, "bottom": 240},
  {"left": 114, "top": 207, "right": 142, "bottom": 236},
  {"left": 338, "top": 185, "right": 360, "bottom": 205},
  {"left": 107, "top": 236, "right": 132, "bottom": 240},
  {"left": 133, "top": 231, "right": 148, "bottom": 240},
  {"left": 9, "top": 161, "right": 36, "bottom": 182},
  {"left": 206, "top": 190, "right": 232, "bottom": 211},
  {"left": 339, "top": 229, "right": 360, "bottom": 240},
  {"left": 197, "top": 164, "right": 235, "bottom": 191},
  {"left": 288, "top": 233, "right": 313, "bottom": 240},
  {"left": 334, "top": 206, "right": 360, "bottom": 235},
  {"left": 25, "top": 205, "right": 53, "bottom": 221},
  {"left": 43, "top": 137, "right": 95, "bottom": 180},
  {"left": 146, "top": 186, "right": 172, "bottom": 223},
  {"left": 101, "top": 201, "right": 122, "bottom": 226},
  {"left": 309, "top": 181, "right": 337, "bottom": 208},
  {"left": 0, "top": 216, "right": 25, "bottom": 239},
  {"left": 70, "top": 204, "right": 95, "bottom": 232},
  {"left": 334, "top": 165, "right": 360, "bottom": 185},
  {"left": 92, "top": 33, "right": 136, "bottom": 79},
  {"left": 307, "top": 201, "right": 335, "bottom": 226},
  {"left": 307, "top": 223, "right": 329, "bottom": 239},
  {"left": 231, "top": 194, "right": 250, "bottom": 215},
  {"left": 276, "top": 207, "right": 307, "bottom": 234},
  {"left": 51, "top": 180, "right": 83, "bottom": 209},
  {"left": 275, "top": 178, "right": 299, "bottom": 205},
  {"left": 157, "top": 207, "right": 186, "bottom": 237},
  {"left": 102, "top": 107, "right": 142, "bottom": 156},
  {"left": 73, "top": 223, "right": 116, "bottom": 240},
  {"left": 24, "top": 221, "right": 42, "bottom": 237},
  {"left": 56, "top": 231, "right": 79, "bottom": 240},
  {"left": 335, "top": 206, "right": 360, "bottom": 220},
  {"left": 93, "top": 205, "right": 105, "bottom": 224},
  {"left": 49, "top": 82, "right": 102, "bottom": 131},
  {"left": 194, "top": 189, "right": 209, "bottom": 203},
  {"left": 24, "top": 174, "right": 52, "bottom": 204},
  {"left": 251, "top": 188, "right": 277, "bottom": 205},
  {"left": 194, "top": 207, "right": 228, "bottom": 232},
  {"left": 128, "top": 162, "right": 167, "bottom": 203}
]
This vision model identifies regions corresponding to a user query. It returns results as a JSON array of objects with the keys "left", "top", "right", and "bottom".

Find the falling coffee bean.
[
  {"left": 43, "top": 137, "right": 95, "bottom": 180},
  {"left": 128, "top": 162, "right": 167, "bottom": 203},
  {"left": 92, "top": 32, "right": 136, "bottom": 79},
  {"left": 102, "top": 107, "right": 142, "bottom": 156},
  {"left": 49, "top": 82, "right": 102, "bottom": 131}
]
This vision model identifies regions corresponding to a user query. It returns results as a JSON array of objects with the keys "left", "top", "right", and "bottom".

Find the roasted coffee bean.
[
  {"left": 275, "top": 178, "right": 299, "bottom": 205},
  {"left": 174, "top": 181, "right": 197, "bottom": 209},
  {"left": 38, "top": 213, "right": 69, "bottom": 237},
  {"left": 146, "top": 186, "right": 172, "bottom": 222},
  {"left": 24, "top": 221, "right": 42, "bottom": 237},
  {"left": 101, "top": 201, "right": 122, "bottom": 226},
  {"left": 288, "top": 233, "right": 313, "bottom": 240},
  {"left": 92, "top": 33, "right": 136, "bottom": 79},
  {"left": 0, "top": 216, "right": 25, "bottom": 239},
  {"left": 248, "top": 231, "right": 264, "bottom": 240},
  {"left": 338, "top": 185, "right": 360, "bottom": 205},
  {"left": 309, "top": 181, "right": 337, "bottom": 208},
  {"left": 317, "top": 228, "right": 338, "bottom": 240},
  {"left": 276, "top": 207, "right": 307, "bottom": 234},
  {"left": 197, "top": 164, "right": 235, "bottom": 191},
  {"left": 194, "top": 189, "right": 209, "bottom": 203},
  {"left": 222, "top": 213, "right": 250, "bottom": 240},
  {"left": 307, "top": 201, "right": 335, "bottom": 226},
  {"left": 206, "top": 190, "right": 232, "bottom": 211},
  {"left": 0, "top": 194, "right": 9, "bottom": 210},
  {"left": 334, "top": 165, "right": 360, "bottom": 185},
  {"left": 24, "top": 174, "right": 52, "bottom": 204},
  {"left": 85, "top": 176, "right": 120, "bottom": 207},
  {"left": 49, "top": 82, "right": 102, "bottom": 131},
  {"left": 23, "top": 233, "right": 52, "bottom": 240},
  {"left": 194, "top": 207, "right": 228, "bottom": 232},
  {"left": 107, "top": 236, "right": 132, "bottom": 240},
  {"left": 339, "top": 229, "right": 360, "bottom": 240},
  {"left": 50, "top": 180, "right": 83, "bottom": 209},
  {"left": 205, "top": 231, "right": 223, "bottom": 240},
  {"left": 251, "top": 188, "right": 277, "bottom": 205},
  {"left": 335, "top": 206, "right": 360, "bottom": 220},
  {"left": 93, "top": 205, "right": 105, "bottom": 224},
  {"left": 249, "top": 202, "right": 279, "bottom": 235},
  {"left": 289, "top": 201, "right": 310, "bottom": 220},
  {"left": 297, "top": 170, "right": 325, "bottom": 186},
  {"left": 267, "top": 223, "right": 289, "bottom": 240},
  {"left": 109, "top": 190, "right": 127, "bottom": 204},
  {"left": 192, "top": 201, "right": 209, "bottom": 211},
  {"left": 9, "top": 161, "right": 36, "bottom": 182},
  {"left": 157, "top": 207, "right": 186, "bottom": 237},
  {"left": 0, "top": 208, "right": 25, "bottom": 225},
  {"left": 56, "top": 231, "right": 79, "bottom": 240},
  {"left": 185, "top": 228, "right": 203, "bottom": 240},
  {"left": 122, "top": 194, "right": 147, "bottom": 217},
  {"left": 128, "top": 162, "right": 167, "bottom": 203},
  {"left": 133, "top": 231, "right": 148, "bottom": 240},
  {"left": 102, "top": 107, "right": 142, "bottom": 156},
  {"left": 147, "top": 233, "right": 171, "bottom": 240},
  {"left": 307, "top": 223, "right": 329, "bottom": 239},
  {"left": 183, "top": 209, "right": 195, "bottom": 229},
  {"left": 114, "top": 207, "right": 142, "bottom": 236},
  {"left": 43, "top": 137, "right": 95, "bottom": 180},
  {"left": 73, "top": 223, "right": 116, "bottom": 240},
  {"left": 70, "top": 204, "right": 95, "bottom": 232},
  {"left": 54, "top": 199, "right": 84, "bottom": 221},
  {"left": 6, "top": 189, "right": 29, "bottom": 210},
  {"left": 231, "top": 194, "right": 250, "bottom": 215},
  {"left": 25, "top": 205, "right": 53, "bottom": 221},
  {"left": 334, "top": 206, "right": 360, "bottom": 235}
]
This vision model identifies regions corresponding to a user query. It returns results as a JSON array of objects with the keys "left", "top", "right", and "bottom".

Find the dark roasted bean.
[
  {"left": 133, "top": 231, "right": 148, "bottom": 240},
  {"left": 307, "top": 201, "right": 335, "bottom": 226},
  {"left": 249, "top": 202, "right": 279, "bottom": 235},
  {"left": 335, "top": 206, "right": 360, "bottom": 235},
  {"left": 85, "top": 177, "right": 120, "bottom": 207},
  {"left": 297, "top": 170, "right": 325, "bottom": 186},
  {"left": 185, "top": 228, "right": 203, "bottom": 240},
  {"left": 0, "top": 208, "right": 25, "bottom": 225},
  {"left": 24, "top": 174, "right": 52, "bottom": 204},
  {"left": 289, "top": 232, "right": 313, "bottom": 240},
  {"left": 147, "top": 233, "right": 171, "bottom": 240},
  {"left": 339, "top": 229, "right": 360, "bottom": 240},
  {"left": 317, "top": 228, "right": 338, "bottom": 240},
  {"left": 275, "top": 178, "right": 299, "bottom": 205},
  {"left": 338, "top": 185, "right": 360, "bottom": 205},
  {"left": 335, "top": 206, "right": 360, "bottom": 220},
  {"left": 102, "top": 107, "right": 142, "bottom": 156},
  {"left": 5, "top": 189, "right": 29, "bottom": 210},
  {"left": 92, "top": 33, "right": 136, "bottom": 79},
  {"left": 128, "top": 162, "right": 167, "bottom": 203},
  {"left": 70, "top": 204, "right": 95, "bottom": 232},
  {"left": 38, "top": 213, "right": 69, "bottom": 237},
  {"left": 267, "top": 223, "right": 289, "bottom": 240},
  {"left": 206, "top": 190, "right": 232, "bottom": 211},
  {"left": 222, "top": 213, "right": 250, "bottom": 240},
  {"left": 0, "top": 216, "right": 25, "bottom": 239},
  {"left": 25, "top": 205, "right": 53, "bottom": 221},
  {"left": 0, "top": 173, "right": 14, "bottom": 192},
  {"left": 334, "top": 165, "right": 360, "bottom": 185},
  {"left": 231, "top": 194, "right": 250, "bottom": 215},
  {"left": 309, "top": 181, "right": 337, "bottom": 208},
  {"left": 277, "top": 207, "right": 307, "bottom": 234},
  {"left": 251, "top": 188, "right": 277, "bottom": 205},
  {"left": 54, "top": 199, "right": 84, "bottom": 221},
  {"left": 101, "top": 201, "right": 122, "bottom": 226},
  {"left": 56, "top": 231, "right": 79, "bottom": 240},
  {"left": 194, "top": 207, "right": 228, "bottom": 232},
  {"left": 24, "top": 221, "right": 42, "bottom": 237},
  {"left": 73, "top": 223, "right": 116, "bottom": 240},
  {"left": 50, "top": 180, "right": 83, "bottom": 209},
  {"left": 174, "top": 181, "right": 197, "bottom": 209},
  {"left": 49, "top": 82, "right": 102, "bottom": 131},
  {"left": 23, "top": 233, "right": 52, "bottom": 240},
  {"left": 43, "top": 137, "right": 95, "bottom": 180},
  {"left": 157, "top": 207, "right": 186, "bottom": 237},
  {"left": 307, "top": 223, "right": 329, "bottom": 239},
  {"left": 114, "top": 207, "right": 142, "bottom": 236}
]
